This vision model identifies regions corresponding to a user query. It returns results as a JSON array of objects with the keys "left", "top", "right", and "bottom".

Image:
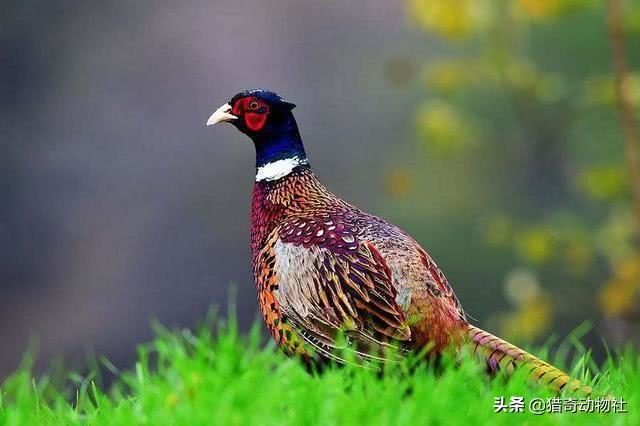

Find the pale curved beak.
[{"left": 206, "top": 103, "right": 238, "bottom": 126}]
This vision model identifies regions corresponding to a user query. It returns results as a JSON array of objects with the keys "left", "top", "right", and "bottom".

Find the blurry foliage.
[
  {"left": 384, "top": 168, "right": 413, "bottom": 199},
  {"left": 515, "top": 0, "right": 597, "bottom": 20},
  {"left": 515, "top": 227, "right": 556, "bottom": 265},
  {"left": 597, "top": 207, "right": 635, "bottom": 262},
  {"left": 582, "top": 73, "right": 640, "bottom": 107},
  {"left": 407, "top": 0, "right": 493, "bottom": 40},
  {"left": 415, "top": 100, "right": 474, "bottom": 154},
  {"left": 599, "top": 254, "right": 640, "bottom": 317},
  {"left": 489, "top": 268, "right": 554, "bottom": 342},
  {"left": 487, "top": 217, "right": 596, "bottom": 277},
  {"left": 405, "top": 0, "right": 640, "bottom": 343},
  {"left": 577, "top": 165, "right": 627, "bottom": 201}
]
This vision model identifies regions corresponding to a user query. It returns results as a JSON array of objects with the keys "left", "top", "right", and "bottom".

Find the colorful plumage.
[{"left": 206, "top": 89, "right": 591, "bottom": 394}]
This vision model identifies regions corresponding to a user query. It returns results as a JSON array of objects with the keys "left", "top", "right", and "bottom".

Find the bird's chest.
[
  {"left": 250, "top": 183, "right": 309, "bottom": 355},
  {"left": 250, "top": 184, "right": 288, "bottom": 256},
  {"left": 251, "top": 226, "right": 311, "bottom": 358}
]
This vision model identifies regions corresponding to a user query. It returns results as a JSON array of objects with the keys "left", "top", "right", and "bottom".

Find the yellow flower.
[
  {"left": 577, "top": 165, "right": 627, "bottom": 201},
  {"left": 600, "top": 255, "right": 640, "bottom": 316},
  {"left": 596, "top": 208, "right": 635, "bottom": 263},
  {"left": 416, "top": 101, "right": 471, "bottom": 154},
  {"left": 516, "top": 0, "right": 562, "bottom": 19},
  {"left": 515, "top": 228, "right": 555, "bottom": 265},
  {"left": 407, "top": 0, "right": 490, "bottom": 39}
]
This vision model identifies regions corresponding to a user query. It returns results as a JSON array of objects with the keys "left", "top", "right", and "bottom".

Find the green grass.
[{"left": 0, "top": 316, "right": 638, "bottom": 425}]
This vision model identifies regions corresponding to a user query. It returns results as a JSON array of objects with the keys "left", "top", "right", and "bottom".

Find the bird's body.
[
  {"left": 207, "top": 89, "right": 592, "bottom": 394},
  {"left": 251, "top": 166, "right": 464, "bottom": 362}
]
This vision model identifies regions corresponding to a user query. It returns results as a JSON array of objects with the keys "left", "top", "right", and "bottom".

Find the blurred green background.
[{"left": 1, "top": 0, "right": 639, "bottom": 378}]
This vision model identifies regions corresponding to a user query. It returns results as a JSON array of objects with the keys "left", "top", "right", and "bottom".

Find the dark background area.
[{"left": 1, "top": 1, "right": 435, "bottom": 378}]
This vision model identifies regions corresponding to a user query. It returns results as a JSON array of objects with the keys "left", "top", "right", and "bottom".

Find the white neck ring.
[{"left": 255, "top": 157, "right": 308, "bottom": 182}]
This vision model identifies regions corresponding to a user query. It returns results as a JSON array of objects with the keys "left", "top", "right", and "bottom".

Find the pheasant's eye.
[{"left": 249, "top": 101, "right": 260, "bottom": 111}]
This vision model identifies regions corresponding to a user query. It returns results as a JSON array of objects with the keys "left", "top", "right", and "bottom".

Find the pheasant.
[{"left": 206, "top": 89, "right": 591, "bottom": 394}]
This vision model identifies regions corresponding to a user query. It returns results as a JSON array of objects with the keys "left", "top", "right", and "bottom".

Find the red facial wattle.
[
  {"left": 245, "top": 112, "right": 268, "bottom": 132},
  {"left": 232, "top": 97, "right": 269, "bottom": 132}
]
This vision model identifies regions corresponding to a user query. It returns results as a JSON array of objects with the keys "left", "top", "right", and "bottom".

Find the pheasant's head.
[
  {"left": 207, "top": 89, "right": 295, "bottom": 133},
  {"left": 207, "top": 89, "right": 308, "bottom": 178}
]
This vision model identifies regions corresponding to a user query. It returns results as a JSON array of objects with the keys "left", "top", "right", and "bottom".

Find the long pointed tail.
[{"left": 467, "top": 324, "right": 592, "bottom": 395}]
